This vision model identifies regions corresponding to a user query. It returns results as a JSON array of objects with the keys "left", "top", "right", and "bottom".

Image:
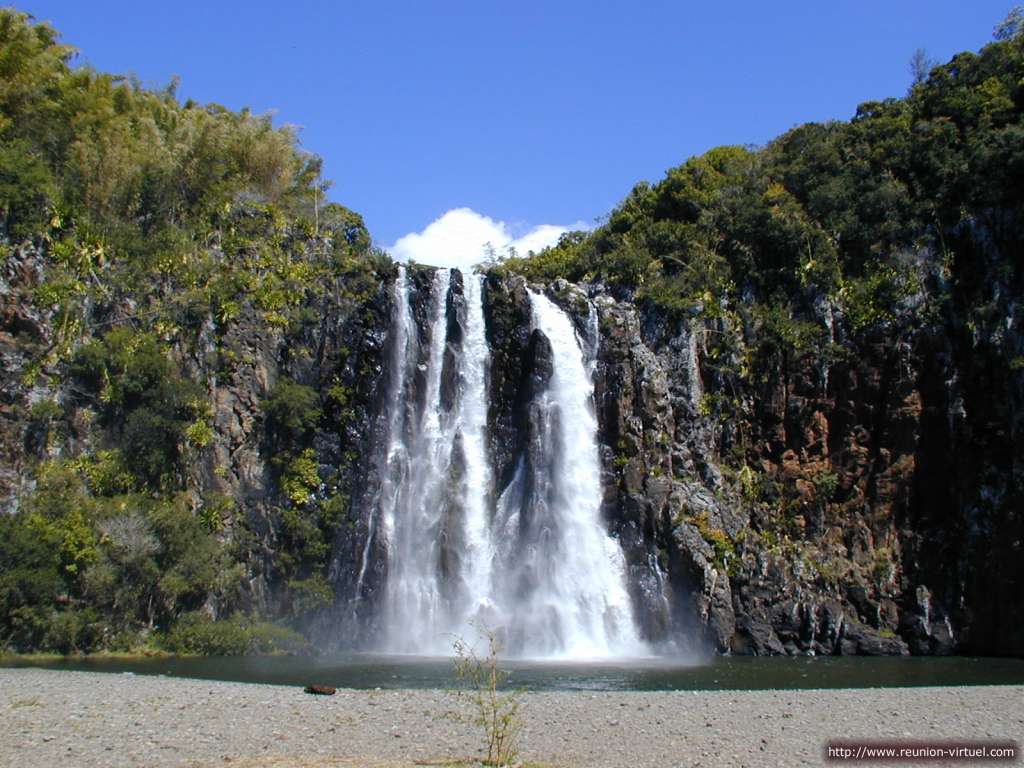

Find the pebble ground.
[{"left": 1, "top": 668, "right": 1021, "bottom": 767}]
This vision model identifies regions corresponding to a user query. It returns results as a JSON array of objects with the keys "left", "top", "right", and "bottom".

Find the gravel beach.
[{"left": 1, "top": 668, "right": 1021, "bottom": 767}]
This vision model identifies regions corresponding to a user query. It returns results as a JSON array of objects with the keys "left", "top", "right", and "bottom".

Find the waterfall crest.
[{"left": 367, "top": 267, "right": 645, "bottom": 658}]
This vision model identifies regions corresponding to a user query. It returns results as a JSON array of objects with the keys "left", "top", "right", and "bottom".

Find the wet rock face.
[
  {"left": 480, "top": 281, "right": 557, "bottom": 553},
  {"left": 440, "top": 269, "right": 466, "bottom": 414},
  {"left": 482, "top": 273, "right": 535, "bottom": 497},
  {"left": 515, "top": 328, "right": 555, "bottom": 538},
  {"left": 385, "top": 269, "right": 1017, "bottom": 658},
  {"left": 588, "top": 295, "right": 686, "bottom": 648},
  {"left": 3, "top": 247, "right": 1018, "bottom": 656},
  {"left": 535, "top": 270, "right": 1019, "bottom": 658}
]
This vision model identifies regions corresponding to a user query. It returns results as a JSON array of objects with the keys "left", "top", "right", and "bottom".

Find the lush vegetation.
[
  {"left": 3, "top": 6, "right": 1022, "bottom": 655},
  {"left": 494, "top": 13, "right": 1024, "bottom": 565},
  {"left": 499, "top": 18, "right": 1023, "bottom": 340},
  {"left": 0, "top": 9, "right": 387, "bottom": 654}
]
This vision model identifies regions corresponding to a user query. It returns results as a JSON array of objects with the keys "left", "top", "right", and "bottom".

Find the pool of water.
[{"left": 4, "top": 653, "right": 1024, "bottom": 691}]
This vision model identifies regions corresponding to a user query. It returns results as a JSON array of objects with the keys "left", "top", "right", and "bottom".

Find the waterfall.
[
  {"left": 381, "top": 268, "right": 454, "bottom": 652},
  {"left": 490, "top": 290, "right": 642, "bottom": 658},
  {"left": 366, "top": 267, "right": 645, "bottom": 658},
  {"left": 353, "top": 265, "right": 416, "bottom": 609},
  {"left": 451, "top": 274, "right": 495, "bottom": 631}
]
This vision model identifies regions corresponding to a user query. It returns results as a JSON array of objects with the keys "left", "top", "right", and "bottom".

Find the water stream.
[{"left": 370, "top": 268, "right": 644, "bottom": 658}]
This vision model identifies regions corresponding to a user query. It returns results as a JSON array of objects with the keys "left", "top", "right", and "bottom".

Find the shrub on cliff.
[{"left": 262, "top": 379, "right": 321, "bottom": 449}]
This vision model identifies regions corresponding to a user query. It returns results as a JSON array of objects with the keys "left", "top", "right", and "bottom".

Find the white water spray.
[
  {"left": 371, "top": 270, "right": 645, "bottom": 658},
  {"left": 382, "top": 269, "right": 452, "bottom": 651},
  {"left": 354, "top": 265, "right": 416, "bottom": 607},
  {"left": 452, "top": 274, "right": 496, "bottom": 631},
  {"left": 494, "top": 290, "right": 642, "bottom": 658}
]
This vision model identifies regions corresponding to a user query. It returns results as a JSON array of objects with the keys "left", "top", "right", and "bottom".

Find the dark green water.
[{"left": 4, "top": 654, "right": 1024, "bottom": 691}]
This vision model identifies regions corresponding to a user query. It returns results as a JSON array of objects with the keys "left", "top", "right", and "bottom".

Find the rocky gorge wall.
[
  {"left": 0, "top": 232, "right": 393, "bottom": 630},
  {"left": 537, "top": 254, "right": 1023, "bottom": 658},
  {"left": 2, "top": 244, "right": 1020, "bottom": 656},
  {"left": 3, "top": 7, "right": 1021, "bottom": 658},
  {"left": 321, "top": 260, "right": 1021, "bottom": 658}
]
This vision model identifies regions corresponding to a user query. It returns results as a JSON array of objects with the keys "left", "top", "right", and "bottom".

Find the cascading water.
[
  {"left": 380, "top": 268, "right": 457, "bottom": 652},
  {"left": 489, "top": 290, "right": 642, "bottom": 658},
  {"left": 353, "top": 265, "right": 417, "bottom": 612},
  {"left": 369, "top": 267, "right": 645, "bottom": 658},
  {"left": 449, "top": 274, "right": 495, "bottom": 632}
]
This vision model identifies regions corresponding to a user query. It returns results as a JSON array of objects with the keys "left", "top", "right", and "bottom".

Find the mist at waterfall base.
[{"left": 348, "top": 265, "right": 654, "bottom": 660}]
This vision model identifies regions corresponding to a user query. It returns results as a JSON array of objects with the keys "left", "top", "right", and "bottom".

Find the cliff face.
[
  {"left": 324, "top": 261, "right": 1018, "bottom": 658},
  {"left": 532, "top": 250, "right": 1021, "bottom": 658},
  {"left": 1, "top": 247, "right": 1020, "bottom": 656},
  {"left": 2, "top": 7, "right": 1021, "bottom": 656},
  {"left": 0, "top": 224, "right": 393, "bottom": 640}
]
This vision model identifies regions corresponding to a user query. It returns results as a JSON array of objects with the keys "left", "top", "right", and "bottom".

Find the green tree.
[{"left": 262, "top": 378, "right": 321, "bottom": 447}]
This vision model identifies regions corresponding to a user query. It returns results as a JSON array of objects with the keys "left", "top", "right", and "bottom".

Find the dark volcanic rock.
[
  {"left": 482, "top": 273, "right": 534, "bottom": 497},
  {"left": 439, "top": 269, "right": 466, "bottom": 414},
  {"left": 303, "top": 684, "right": 337, "bottom": 695},
  {"left": 523, "top": 261, "right": 1021, "bottom": 658},
  {"left": 3, "top": 247, "right": 1019, "bottom": 657}
]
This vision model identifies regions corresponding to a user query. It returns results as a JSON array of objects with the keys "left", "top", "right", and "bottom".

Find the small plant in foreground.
[{"left": 452, "top": 628, "right": 524, "bottom": 767}]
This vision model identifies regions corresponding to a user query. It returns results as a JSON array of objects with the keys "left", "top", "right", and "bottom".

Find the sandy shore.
[{"left": 1, "top": 668, "right": 1020, "bottom": 767}]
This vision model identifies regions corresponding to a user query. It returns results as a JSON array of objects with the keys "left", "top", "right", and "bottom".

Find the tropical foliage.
[
  {"left": 500, "top": 21, "right": 1024, "bottom": 339},
  {"left": 0, "top": 9, "right": 385, "bottom": 654}
]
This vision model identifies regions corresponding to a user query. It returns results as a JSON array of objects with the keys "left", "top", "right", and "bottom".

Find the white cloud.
[{"left": 389, "top": 208, "right": 587, "bottom": 271}]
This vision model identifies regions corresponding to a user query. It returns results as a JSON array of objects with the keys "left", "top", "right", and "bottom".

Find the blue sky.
[{"left": 20, "top": 1, "right": 1017, "bottom": 267}]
